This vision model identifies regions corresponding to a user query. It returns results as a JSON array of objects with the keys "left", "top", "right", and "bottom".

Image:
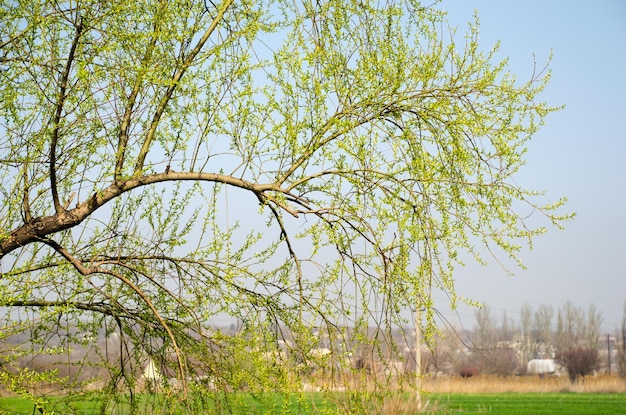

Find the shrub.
[
  {"left": 459, "top": 367, "right": 478, "bottom": 378},
  {"left": 555, "top": 347, "right": 599, "bottom": 383}
]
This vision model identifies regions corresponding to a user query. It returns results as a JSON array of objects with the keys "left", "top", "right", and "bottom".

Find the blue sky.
[{"left": 437, "top": 1, "right": 626, "bottom": 332}]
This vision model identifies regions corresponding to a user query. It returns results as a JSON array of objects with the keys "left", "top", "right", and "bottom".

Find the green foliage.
[{"left": 0, "top": 0, "right": 570, "bottom": 411}]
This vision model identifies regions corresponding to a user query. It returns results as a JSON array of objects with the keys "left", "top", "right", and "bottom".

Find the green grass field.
[
  {"left": 428, "top": 393, "right": 626, "bottom": 415},
  {"left": 1, "top": 392, "right": 624, "bottom": 414}
]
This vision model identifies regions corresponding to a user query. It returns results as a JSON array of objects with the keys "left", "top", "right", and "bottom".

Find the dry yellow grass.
[
  {"left": 421, "top": 374, "right": 626, "bottom": 394},
  {"left": 306, "top": 372, "right": 626, "bottom": 395}
]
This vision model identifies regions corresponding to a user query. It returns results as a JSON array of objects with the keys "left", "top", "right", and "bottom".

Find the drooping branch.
[
  {"left": 40, "top": 237, "right": 188, "bottom": 388},
  {"left": 266, "top": 202, "right": 305, "bottom": 322}
]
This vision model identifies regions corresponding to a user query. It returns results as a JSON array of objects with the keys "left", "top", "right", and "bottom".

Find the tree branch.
[
  {"left": 21, "top": 160, "right": 32, "bottom": 223},
  {"left": 133, "top": 0, "right": 234, "bottom": 175},
  {"left": 50, "top": 17, "right": 84, "bottom": 213},
  {"left": 115, "top": 2, "right": 163, "bottom": 182},
  {"left": 0, "top": 171, "right": 279, "bottom": 258},
  {"left": 3, "top": 299, "right": 116, "bottom": 316},
  {"left": 40, "top": 237, "right": 188, "bottom": 388}
]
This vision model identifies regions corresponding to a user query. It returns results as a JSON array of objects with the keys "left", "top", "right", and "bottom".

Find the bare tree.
[
  {"left": 533, "top": 304, "right": 554, "bottom": 349},
  {"left": 585, "top": 305, "right": 603, "bottom": 349},
  {"left": 556, "top": 302, "right": 583, "bottom": 349},
  {"left": 471, "top": 306, "right": 519, "bottom": 376},
  {"left": 555, "top": 302, "right": 602, "bottom": 350},
  {"left": 474, "top": 305, "right": 496, "bottom": 350},
  {"left": 555, "top": 347, "right": 600, "bottom": 383},
  {"left": 520, "top": 303, "right": 535, "bottom": 368}
]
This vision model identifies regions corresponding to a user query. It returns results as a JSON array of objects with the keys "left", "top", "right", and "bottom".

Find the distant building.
[
  {"left": 527, "top": 359, "right": 557, "bottom": 376},
  {"left": 143, "top": 357, "right": 162, "bottom": 382}
]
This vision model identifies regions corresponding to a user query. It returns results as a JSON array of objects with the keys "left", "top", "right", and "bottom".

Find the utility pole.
[
  {"left": 618, "top": 324, "right": 626, "bottom": 376},
  {"left": 414, "top": 307, "right": 422, "bottom": 412},
  {"left": 607, "top": 333, "right": 611, "bottom": 375}
]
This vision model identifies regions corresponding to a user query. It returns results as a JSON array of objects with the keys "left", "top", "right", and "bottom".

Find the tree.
[
  {"left": 0, "top": 0, "right": 568, "bottom": 412},
  {"left": 584, "top": 304, "right": 603, "bottom": 349},
  {"left": 555, "top": 347, "right": 600, "bottom": 383},
  {"left": 472, "top": 306, "right": 520, "bottom": 376},
  {"left": 474, "top": 305, "right": 495, "bottom": 350},
  {"left": 533, "top": 304, "right": 554, "bottom": 349},
  {"left": 520, "top": 303, "right": 535, "bottom": 366},
  {"left": 519, "top": 304, "right": 555, "bottom": 362},
  {"left": 555, "top": 302, "right": 602, "bottom": 350}
]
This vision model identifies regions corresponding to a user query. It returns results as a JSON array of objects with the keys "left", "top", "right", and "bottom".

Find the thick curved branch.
[{"left": 0, "top": 171, "right": 277, "bottom": 258}]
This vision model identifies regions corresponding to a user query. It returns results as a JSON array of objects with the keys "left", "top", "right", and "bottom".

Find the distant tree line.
[{"left": 430, "top": 301, "right": 626, "bottom": 382}]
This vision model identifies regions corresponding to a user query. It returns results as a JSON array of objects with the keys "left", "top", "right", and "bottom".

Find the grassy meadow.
[
  {"left": 427, "top": 393, "right": 626, "bottom": 415},
  {"left": 419, "top": 375, "right": 626, "bottom": 414}
]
